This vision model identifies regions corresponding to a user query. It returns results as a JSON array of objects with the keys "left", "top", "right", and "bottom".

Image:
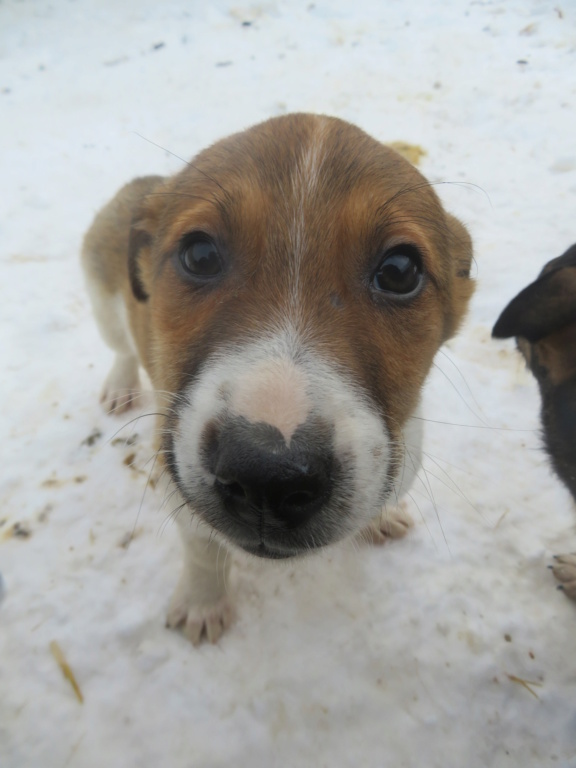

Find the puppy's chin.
[
  {"left": 239, "top": 542, "right": 312, "bottom": 560},
  {"left": 213, "top": 527, "right": 333, "bottom": 560}
]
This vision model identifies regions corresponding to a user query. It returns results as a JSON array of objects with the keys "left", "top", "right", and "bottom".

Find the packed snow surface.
[{"left": 1, "top": 1, "right": 575, "bottom": 766}]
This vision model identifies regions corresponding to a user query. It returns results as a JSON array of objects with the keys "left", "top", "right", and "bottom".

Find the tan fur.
[{"left": 528, "top": 323, "right": 576, "bottom": 387}]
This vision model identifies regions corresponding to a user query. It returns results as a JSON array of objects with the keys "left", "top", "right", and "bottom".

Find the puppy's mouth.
[
  {"left": 201, "top": 509, "right": 338, "bottom": 559},
  {"left": 241, "top": 541, "right": 317, "bottom": 560},
  {"left": 186, "top": 485, "right": 345, "bottom": 560}
]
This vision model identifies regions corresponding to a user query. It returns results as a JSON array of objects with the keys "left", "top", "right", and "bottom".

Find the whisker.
[
  {"left": 419, "top": 464, "right": 480, "bottom": 518},
  {"left": 105, "top": 412, "right": 171, "bottom": 445},
  {"left": 403, "top": 448, "right": 438, "bottom": 549},
  {"left": 146, "top": 190, "right": 227, "bottom": 208},
  {"left": 133, "top": 131, "right": 234, "bottom": 221},
  {"left": 411, "top": 416, "right": 536, "bottom": 432},
  {"left": 133, "top": 131, "right": 190, "bottom": 166},
  {"left": 436, "top": 348, "right": 486, "bottom": 417},
  {"left": 161, "top": 502, "right": 187, "bottom": 535},
  {"left": 402, "top": 444, "right": 482, "bottom": 480},
  {"left": 403, "top": 490, "right": 435, "bottom": 550},
  {"left": 158, "top": 483, "right": 180, "bottom": 511},
  {"left": 431, "top": 360, "right": 490, "bottom": 427}
]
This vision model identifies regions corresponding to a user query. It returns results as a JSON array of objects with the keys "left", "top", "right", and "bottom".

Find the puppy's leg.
[
  {"left": 86, "top": 284, "right": 141, "bottom": 415},
  {"left": 551, "top": 553, "right": 576, "bottom": 600},
  {"left": 361, "top": 412, "right": 422, "bottom": 545},
  {"left": 167, "top": 507, "right": 234, "bottom": 645}
]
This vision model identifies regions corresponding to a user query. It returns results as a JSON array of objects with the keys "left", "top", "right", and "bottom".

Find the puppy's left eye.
[
  {"left": 179, "top": 235, "right": 222, "bottom": 279},
  {"left": 372, "top": 246, "right": 423, "bottom": 296}
]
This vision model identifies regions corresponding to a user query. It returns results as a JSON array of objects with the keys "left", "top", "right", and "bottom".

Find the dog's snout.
[{"left": 205, "top": 418, "right": 333, "bottom": 529}]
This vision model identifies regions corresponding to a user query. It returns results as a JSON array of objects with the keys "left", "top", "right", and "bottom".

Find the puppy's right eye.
[{"left": 179, "top": 235, "right": 222, "bottom": 279}]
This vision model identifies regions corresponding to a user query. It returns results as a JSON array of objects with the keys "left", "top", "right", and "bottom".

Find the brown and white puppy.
[
  {"left": 493, "top": 244, "right": 576, "bottom": 600},
  {"left": 82, "top": 114, "right": 474, "bottom": 644}
]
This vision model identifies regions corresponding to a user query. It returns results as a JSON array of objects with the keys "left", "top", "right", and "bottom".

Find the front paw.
[
  {"left": 100, "top": 385, "right": 139, "bottom": 416},
  {"left": 100, "top": 355, "right": 140, "bottom": 415},
  {"left": 551, "top": 553, "right": 576, "bottom": 600},
  {"left": 361, "top": 501, "right": 414, "bottom": 545},
  {"left": 166, "top": 587, "right": 235, "bottom": 646}
]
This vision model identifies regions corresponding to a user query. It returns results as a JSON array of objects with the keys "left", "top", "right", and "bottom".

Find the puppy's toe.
[
  {"left": 100, "top": 356, "right": 140, "bottom": 416},
  {"left": 551, "top": 553, "right": 576, "bottom": 600},
  {"left": 361, "top": 501, "right": 414, "bottom": 545},
  {"left": 100, "top": 387, "right": 139, "bottom": 416},
  {"left": 166, "top": 591, "right": 235, "bottom": 646}
]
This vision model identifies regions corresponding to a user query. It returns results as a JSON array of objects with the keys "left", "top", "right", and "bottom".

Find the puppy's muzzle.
[{"left": 202, "top": 417, "right": 335, "bottom": 555}]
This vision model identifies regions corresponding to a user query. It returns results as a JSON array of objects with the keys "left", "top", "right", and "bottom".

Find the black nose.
[{"left": 204, "top": 418, "right": 333, "bottom": 530}]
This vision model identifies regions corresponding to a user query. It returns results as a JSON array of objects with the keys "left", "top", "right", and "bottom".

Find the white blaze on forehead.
[
  {"left": 287, "top": 120, "right": 328, "bottom": 320},
  {"left": 298, "top": 133, "right": 325, "bottom": 197},
  {"left": 229, "top": 357, "right": 311, "bottom": 443}
]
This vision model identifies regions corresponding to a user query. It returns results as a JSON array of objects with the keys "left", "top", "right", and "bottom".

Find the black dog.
[{"left": 493, "top": 244, "right": 576, "bottom": 598}]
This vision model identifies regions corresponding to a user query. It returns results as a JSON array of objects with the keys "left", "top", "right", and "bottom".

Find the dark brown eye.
[
  {"left": 179, "top": 235, "right": 222, "bottom": 279},
  {"left": 372, "top": 246, "right": 423, "bottom": 295}
]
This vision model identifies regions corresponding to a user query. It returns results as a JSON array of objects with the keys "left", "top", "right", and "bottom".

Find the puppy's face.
[{"left": 131, "top": 115, "right": 473, "bottom": 558}]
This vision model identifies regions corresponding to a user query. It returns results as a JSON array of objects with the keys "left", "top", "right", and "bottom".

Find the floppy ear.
[
  {"left": 492, "top": 266, "right": 576, "bottom": 342},
  {"left": 127, "top": 176, "right": 166, "bottom": 302},
  {"left": 128, "top": 221, "right": 153, "bottom": 302},
  {"left": 539, "top": 243, "right": 576, "bottom": 276},
  {"left": 442, "top": 213, "right": 475, "bottom": 340}
]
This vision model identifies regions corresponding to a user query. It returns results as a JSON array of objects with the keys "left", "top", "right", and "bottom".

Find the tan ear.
[
  {"left": 126, "top": 175, "right": 167, "bottom": 302},
  {"left": 442, "top": 213, "right": 475, "bottom": 341}
]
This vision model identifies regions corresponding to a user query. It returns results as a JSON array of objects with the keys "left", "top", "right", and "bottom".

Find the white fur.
[
  {"left": 287, "top": 124, "right": 327, "bottom": 319},
  {"left": 166, "top": 514, "right": 234, "bottom": 645},
  {"left": 85, "top": 283, "right": 140, "bottom": 414}
]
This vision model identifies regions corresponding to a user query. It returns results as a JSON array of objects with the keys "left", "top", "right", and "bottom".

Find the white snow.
[{"left": 1, "top": 1, "right": 575, "bottom": 766}]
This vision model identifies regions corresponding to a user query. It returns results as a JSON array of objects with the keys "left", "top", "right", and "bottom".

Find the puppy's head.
[
  {"left": 132, "top": 114, "right": 474, "bottom": 557},
  {"left": 493, "top": 244, "right": 576, "bottom": 499}
]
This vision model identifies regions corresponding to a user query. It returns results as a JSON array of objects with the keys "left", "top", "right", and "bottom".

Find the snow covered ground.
[{"left": 1, "top": 1, "right": 575, "bottom": 765}]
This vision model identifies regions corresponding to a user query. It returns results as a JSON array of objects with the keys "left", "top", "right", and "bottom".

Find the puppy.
[
  {"left": 493, "top": 243, "right": 576, "bottom": 599},
  {"left": 82, "top": 114, "right": 474, "bottom": 643}
]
